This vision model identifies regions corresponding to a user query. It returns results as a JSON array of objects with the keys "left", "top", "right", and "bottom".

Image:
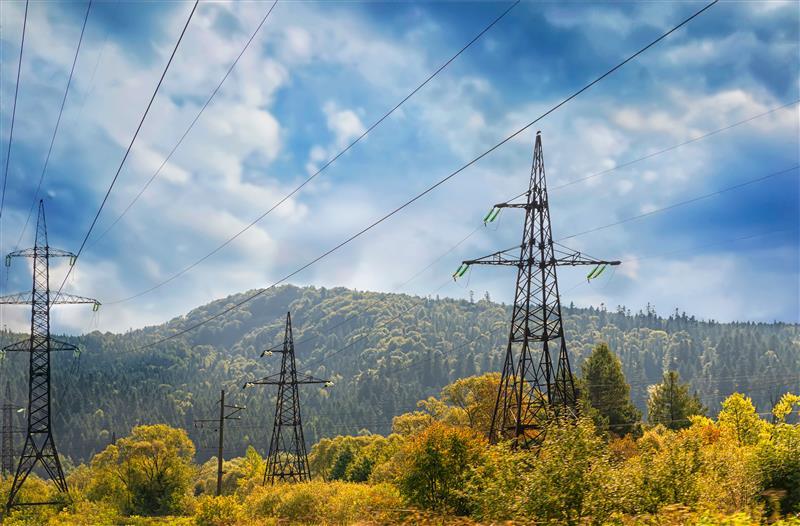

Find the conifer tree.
[
  {"left": 647, "top": 370, "right": 706, "bottom": 429},
  {"left": 580, "top": 343, "right": 642, "bottom": 436}
]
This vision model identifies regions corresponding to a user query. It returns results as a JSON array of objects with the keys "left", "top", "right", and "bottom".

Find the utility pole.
[
  {"left": 0, "top": 201, "right": 100, "bottom": 508},
  {"left": 194, "top": 389, "right": 244, "bottom": 496},
  {"left": 460, "top": 132, "right": 619, "bottom": 448},
  {"left": 245, "top": 312, "right": 332, "bottom": 485}
]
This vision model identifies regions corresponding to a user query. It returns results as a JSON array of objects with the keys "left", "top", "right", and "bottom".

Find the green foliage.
[
  {"left": 243, "top": 481, "right": 401, "bottom": 524},
  {"left": 89, "top": 424, "right": 196, "bottom": 516},
  {"left": 756, "top": 420, "right": 800, "bottom": 514},
  {"left": 580, "top": 342, "right": 642, "bottom": 436},
  {"left": 1, "top": 285, "right": 794, "bottom": 465},
  {"left": 193, "top": 495, "right": 244, "bottom": 526},
  {"left": 395, "top": 422, "right": 487, "bottom": 514},
  {"left": 718, "top": 393, "right": 767, "bottom": 446},
  {"left": 647, "top": 370, "right": 707, "bottom": 429}
]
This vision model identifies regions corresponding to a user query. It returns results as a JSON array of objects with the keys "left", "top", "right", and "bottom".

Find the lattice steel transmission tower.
[
  {"left": 2, "top": 383, "right": 18, "bottom": 477},
  {"left": 462, "top": 132, "right": 619, "bottom": 448},
  {"left": 0, "top": 201, "right": 99, "bottom": 508},
  {"left": 245, "top": 312, "right": 331, "bottom": 484}
]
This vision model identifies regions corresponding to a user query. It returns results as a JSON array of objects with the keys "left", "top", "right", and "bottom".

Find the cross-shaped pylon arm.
[
  {"left": 463, "top": 246, "right": 527, "bottom": 267},
  {"left": 5, "top": 246, "right": 76, "bottom": 262},
  {"left": 3, "top": 337, "right": 78, "bottom": 353},
  {"left": 462, "top": 245, "right": 621, "bottom": 268},
  {"left": 0, "top": 291, "right": 100, "bottom": 308},
  {"left": 243, "top": 372, "right": 331, "bottom": 388}
]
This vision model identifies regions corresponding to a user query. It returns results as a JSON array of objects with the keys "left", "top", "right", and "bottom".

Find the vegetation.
[
  {"left": 1, "top": 285, "right": 794, "bottom": 466},
  {"left": 0, "top": 286, "right": 796, "bottom": 524},
  {"left": 0, "top": 362, "right": 798, "bottom": 524}
]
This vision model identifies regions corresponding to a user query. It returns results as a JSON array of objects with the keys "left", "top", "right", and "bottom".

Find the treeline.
[
  {"left": 2, "top": 361, "right": 799, "bottom": 525},
  {"left": 0, "top": 284, "right": 796, "bottom": 464}
]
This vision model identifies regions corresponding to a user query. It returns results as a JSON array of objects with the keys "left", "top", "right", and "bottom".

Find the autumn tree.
[
  {"left": 580, "top": 343, "right": 642, "bottom": 436},
  {"left": 89, "top": 424, "right": 195, "bottom": 515},
  {"left": 647, "top": 371, "right": 705, "bottom": 429},
  {"left": 440, "top": 372, "right": 501, "bottom": 434},
  {"left": 396, "top": 422, "right": 487, "bottom": 514},
  {"left": 717, "top": 393, "right": 766, "bottom": 446}
]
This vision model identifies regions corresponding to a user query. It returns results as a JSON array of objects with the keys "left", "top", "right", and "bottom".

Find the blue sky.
[{"left": 0, "top": 0, "right": 797, "bottom": 334}]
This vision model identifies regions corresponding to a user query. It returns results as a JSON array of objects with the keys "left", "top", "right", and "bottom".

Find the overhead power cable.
[
  {"left": 0, "top": 0, "right": 29, "bottom": 237},
  {"left": 86, "top": 0, "right": 280, "bottom": 249},
  {"left": 51, "top": 0, "right": 199, "bottom": 305},
  {"left": 550, "top": 98, "right": 800, "bottom": 191},
  {"left": 558, "top": 165, "right": 798, "bottom": 241},
  {"left": 103, "top": 0, "right": 521, "bottom": 305},
  {"left": 130, "top": 0, "right": 720, "bottom": 351},
  {"left": 14, "top": 0, "right": 93, "bottom": 251},
  {"left": 210, "top": 98, "right": 799, "bottom": 360},
  {"left": 495, "top": 98, "right": 799, "bottom": 205}
]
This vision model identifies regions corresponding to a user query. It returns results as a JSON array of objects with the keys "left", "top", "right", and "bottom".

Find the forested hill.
[{"left": 2, "top": 284, "right": 797, "bottom": 465}]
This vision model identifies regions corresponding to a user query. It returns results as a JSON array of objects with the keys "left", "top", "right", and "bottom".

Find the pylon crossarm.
[
  {"left": 463, "top": 246, "right": 523, "bottom": 266},
  {"left": 5, "top": 247, "right": 76, "bottom": 262},
  {"left": 552, "top": 242, "right": 621, "bottom": 267},
  {"left": 0, "top": 292, "right": 32, "bottom": 304},
  {"left": 0, "top": 292, "right": 100, "bottom": 308},
  {"left": 553, "top": 253, "right": 621, "bottom": 267},
  {"left": 494, "top": 201, "right": 528, "bottom": 209},
  {"left": 50, "top": 340, "right": 78, "bottom": 353},
  {"left": 2, "top": 339, "right": 31, "bottom": 353}
]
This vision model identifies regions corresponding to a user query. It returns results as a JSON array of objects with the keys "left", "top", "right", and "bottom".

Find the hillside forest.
[{"left": 0, "top": 285, "right": 796, "bottom": 466}]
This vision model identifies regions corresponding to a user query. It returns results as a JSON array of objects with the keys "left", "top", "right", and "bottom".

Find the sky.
[{"left": 0, "top": 0, "right": 797, "bottom": 335}]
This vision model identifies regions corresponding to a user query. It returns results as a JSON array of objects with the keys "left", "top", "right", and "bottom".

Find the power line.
[
  {"left": 273, "top": 93, "right": 798, "bottom": 357},
  {"left": 550, "top": 98, "right": 800, "bottom": 191},
  {"left": 558, "top": 165, "right": 798, "bottom": 241},
  {"left": 0, "top": 0, "right": 29, "bottom": 236},
  {"left": 108, "top": 0, "right": 721, "bottom": 346},
  {"left": 297, "top": 225, "right": 796, "bottom": 380},
  {"left": 103, "top": 0, "right": 521, "bottom": 305},
  {"left": 86, "top": 0, "right": 280, "bottom": 249},
  {"left": 51, "top": 0, "right": 199, "bottom": 305},
  {"left": 14, "top": 0, "right": 93, "bottom": 252}
]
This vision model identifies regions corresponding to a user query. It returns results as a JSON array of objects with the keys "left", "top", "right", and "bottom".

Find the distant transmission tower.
[
  {"left": 462, "top": 132, "right": 619, "bottom": 447},
  {"left": 2, "top": 383, "right": 18, "bottom": 477},
  {"left": 245, "top": 312, "right": 331, "bottom": 484},
  {"left": 0, "top": 201, "right": 99, "bottom": 508}
]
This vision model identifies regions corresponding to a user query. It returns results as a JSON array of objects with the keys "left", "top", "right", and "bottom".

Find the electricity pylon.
[
  {"left": 462, "top": 132, "right": 619, "bottom": 448},
  {"left": 2, "top": 383, "right": 20, "bottom": 477},
  {"left": 194, "top": 389, "right": 245, "bottom": 496},
  {"left": 244, "top": 312, "right": 331, "bottom": 484},
  {"left": 0, "top": 201, "right": 99, "bottom": 508}
]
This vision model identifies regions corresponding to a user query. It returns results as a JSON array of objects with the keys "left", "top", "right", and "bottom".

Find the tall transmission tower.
[
  {"left": 245, "top": 312, "right": 331, "bottom": 485},
  {"left": 0, "top": 201, "right": 99, "bottom": 508},
  {"left": 461, "top": 132, "right": 619, "bottom": 448}
]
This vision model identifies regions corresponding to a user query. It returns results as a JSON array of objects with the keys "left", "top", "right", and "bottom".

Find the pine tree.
[
  {"left": 580, "top": 343, "right": 642, "bottom": 436},
  {"left": 647, "top": 370, "right": 706, "bottom": 430}
]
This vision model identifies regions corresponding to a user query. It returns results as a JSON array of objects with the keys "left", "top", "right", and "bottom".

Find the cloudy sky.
[{"left": 0, "top": 0, "right": 797, "bottom": 335}]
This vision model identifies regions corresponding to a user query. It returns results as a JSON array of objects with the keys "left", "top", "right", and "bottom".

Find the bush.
[
  {"left": 194, "top": 495, "right": 244, "bottom": 526},
  {"left": 244, "top": 481, "right": 401, "bottom": 524},
  {"left": 395, "top": 422, "right": 487, "bottom": 514}
]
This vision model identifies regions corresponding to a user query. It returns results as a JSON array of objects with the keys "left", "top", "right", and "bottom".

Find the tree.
[
  {"left": 439, "top": 372, "right": 501, "bottom": 434},
  {"left": 717, "top": 393, "right": 766, "bottom": 446},
  {"left": 396, "top": 422, "right": 487, "bottom": 514},
  {"left": 580, "top": 343, "right": 642, "bottom": 436},
  {"left": 647, "top": 371, "right": 706, "bottom": 430},
  {"left": 89, "top": 424, "right": 195, "bottom": 516}
]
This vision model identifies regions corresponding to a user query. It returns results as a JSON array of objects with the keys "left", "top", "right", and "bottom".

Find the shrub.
[{"left": 194, "top": 495, "right": 244, "bottom": 526}]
